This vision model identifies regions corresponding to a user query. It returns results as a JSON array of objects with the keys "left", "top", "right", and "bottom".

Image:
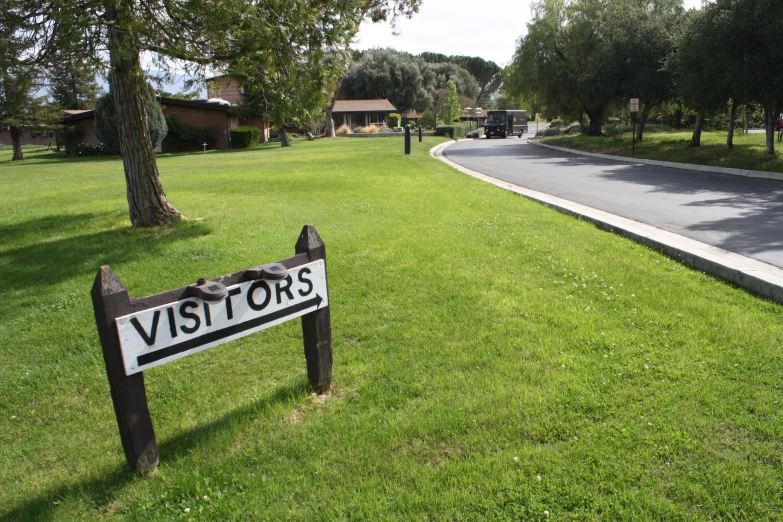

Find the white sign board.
[
  {"left": 630, "top": 98, "right": 640, "bottom": 112},
  {"left": 115, "top": 260, "right": 328, "bottom": 375}
]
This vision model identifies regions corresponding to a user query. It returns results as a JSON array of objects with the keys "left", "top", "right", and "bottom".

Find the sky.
[{"left": 352, "top": 0, "right": 708, "bottom": 67}]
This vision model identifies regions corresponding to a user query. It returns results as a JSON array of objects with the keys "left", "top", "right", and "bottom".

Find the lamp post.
[
  {"left": 474, "top": 108, "right": 482, "bottom": 135},
  {"left": 464, "top": 107, "right": 472, "bottom": 131}
]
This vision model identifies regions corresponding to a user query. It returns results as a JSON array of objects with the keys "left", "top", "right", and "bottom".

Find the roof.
[
  {"left": 64, "top": 110, "right": 95, "bottom": 122},
  {"left": 158, "top": 96, "right": 231, "bottom": 111},
  {"left": 332, "top": 99, "right": 396, "bottom": 112}
]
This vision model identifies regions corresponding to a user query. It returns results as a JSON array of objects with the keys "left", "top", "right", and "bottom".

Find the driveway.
[{"left": 443, "top": 136, "right": 783, "bottom": 269}]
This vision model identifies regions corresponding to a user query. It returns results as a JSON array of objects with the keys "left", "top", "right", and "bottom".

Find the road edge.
[
  {"left": 529, "top": 139, "right": 783, "bottom": 182},
  {"left": 430, "top": 140, "right": 783, "bottom": 305}
]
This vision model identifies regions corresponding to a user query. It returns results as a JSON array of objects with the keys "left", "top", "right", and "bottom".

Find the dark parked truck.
[{"left": 484, "top": 110, "right": 528, "bottom": 138}]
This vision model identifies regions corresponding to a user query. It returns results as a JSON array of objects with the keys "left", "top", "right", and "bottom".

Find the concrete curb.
[
  {"left": 430, "top": 141, "right": 783, "bottom": 305},
  {"left": 530, "top": 140, "right": 783, "bottom": 182}
]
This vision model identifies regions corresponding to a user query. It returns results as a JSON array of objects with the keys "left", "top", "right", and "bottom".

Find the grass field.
[
  {"left": 541, "top": 129, "right": 783, "bottom": 173},
  {"left": 1, "top": 140, "right": 782, "bottom": 521}
]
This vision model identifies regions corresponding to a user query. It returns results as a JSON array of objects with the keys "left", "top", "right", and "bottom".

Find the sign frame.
[
  {"left": 91, "top": 225, "right": 332, "bottom": 474},
  {"left": 630, "top": 97, "right": 640, "bottom": 113}
]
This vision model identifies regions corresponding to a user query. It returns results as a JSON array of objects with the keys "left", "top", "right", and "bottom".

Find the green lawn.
[
  {"left": 1, "top": 140, "right": 782, "bottom": 521},
  {"left": 542, "top": 129, "right": 783, "bottom": 173}
]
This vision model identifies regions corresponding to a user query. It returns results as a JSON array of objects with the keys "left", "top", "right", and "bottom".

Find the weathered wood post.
[
  {"left": 295, "top": 225, "right": 333, "bottom": 393},
  {"left": 91, "top": 267, "right": 159, "bottom": 474}
]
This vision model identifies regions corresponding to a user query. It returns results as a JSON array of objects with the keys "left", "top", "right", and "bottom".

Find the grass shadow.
[
  {"left": 0, "top": 378, "right": 311, "bottom": 522},
  {"left": 0, "top": 213, "right": 212, "bottom": 293}
]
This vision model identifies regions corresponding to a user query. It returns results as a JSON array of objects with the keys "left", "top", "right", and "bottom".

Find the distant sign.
[
  {"left": 630, "top": 98, "right": 640, "bottom": 112},
  {"left": 116, "top": 260, "right": 328, "bottom": 375}
]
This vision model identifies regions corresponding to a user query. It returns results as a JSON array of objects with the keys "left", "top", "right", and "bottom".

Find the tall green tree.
[
  {"left": 441, "top": 80, "right": 462, "bottom": 124},
  {"left": 95, "top": 82, "right": 167, "bottom": 153},
  {"left": 11, "top": 0, "right": 375, "bottom": 227},
  {"left": 342, "top": 49, "right": 435, "bottom": 114},
  {"left": 430, "top": 62, "right": 479, "bottom": 101},
  {"left": 323, "top": 0, "right": 422, "bottom": 137},
  {"left": 419, "top": 53, "right": 502, "bottom": 106},
  {"left": 48, "top": 59, "right": 101, "bottom": 110}
]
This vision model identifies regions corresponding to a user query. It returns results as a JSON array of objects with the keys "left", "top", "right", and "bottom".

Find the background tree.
[
  {"left": 48, "top": 59, "right": 101, "bottom": 110},
  {"left": 17, "top": 0, "right": 369, "bottom": 227},
  {"left": 94, "top": 82, "right": 167, "bottom": 153},
  {"left": 323, "top": 0, "right": 422, "bottom": 137},
  {"left": 420, "top": 53, "right": 501, "bottom": 106},
  {"left": 430, "top": 62, "right": 479, "bottom": 101},
  {"left": 605, "top": 0, "right": 681, "bottom": 141},
  {"left": 342, "top": 49, "right": 435, "bottom": 114},
  {"left": 441, "top": 80, "right": 462, "bottom": 124}
]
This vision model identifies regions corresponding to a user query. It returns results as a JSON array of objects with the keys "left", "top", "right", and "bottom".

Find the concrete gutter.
[
  {"left": 530, "top": 139, "right": 783, "bottom": 182},
  {"left": 430, "top": 140, "right": 783, "bottom": 305}
]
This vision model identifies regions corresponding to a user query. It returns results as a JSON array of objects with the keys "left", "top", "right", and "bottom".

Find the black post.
[
  {"left": 418, "top": 125, "right": 422, "bottom": 142},
  {"left": 632, "top": 115, "right": 636, "bottom": 158},
  {"left": 295, "top": 225, "right": 333, "bottom": 393},
  {"left": 91, "top": 267, "right": 158, "bottom": 474},
  {"left": 404, "top": 124, "right": 411, "bottom": 155}
]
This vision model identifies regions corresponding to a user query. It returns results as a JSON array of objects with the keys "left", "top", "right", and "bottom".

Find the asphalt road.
[{"left": 443, "top": 136, "right": 783, "bottom": 269}]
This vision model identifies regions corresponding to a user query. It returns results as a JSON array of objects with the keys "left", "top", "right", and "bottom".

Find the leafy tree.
[
  {"left": 13, "top": 0, "right": 375, "bottom": 227},
  {"left": 441, "top": 80, "right": 462, "bottom": 124},
  {"left": 342, "top": 48, "right": 435, "bottom": 114},
  {"left": 420, "top": 53, "right": 501, "bottom": 106},
  {"left": 95, "top": 82, "right": 167, "bottom": 153},
  {"left": 48, "top": 59, "right": 101, "bottom": 110},
  {"left": 323, "top": 0, "right": 422, "bottom": 137},
  {"left": 430, "top": 62, "right": 479, "bottom": 101}
]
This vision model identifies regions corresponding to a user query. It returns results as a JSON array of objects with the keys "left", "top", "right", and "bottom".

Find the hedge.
[
  {"left": 230, "top": 126, "right": 261, "bottom": 148},
  {"left": 434, "top": 122, "right": 472, "bottom": 139}
]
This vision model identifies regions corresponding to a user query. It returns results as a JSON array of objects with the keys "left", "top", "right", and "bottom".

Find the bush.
[
  {"left": 435, "top": 122, "right": 472, "bottom": 139},
  {"left": 389, "top": 113, "right": 401, "bottom": 127},
  {"left": 604, "top": 124, "right": 633, "bottom": 138},
  {"left": 542, "top": 127, "right": 562, "bottom": 137},
  {"left": 360, "top": 125, "right": 379, "bottom": 134},
  {"left": 417, "top": 111, "right": 435, "bottom": 130},
  {"left": 336, "top": 124, "right": 352, "bottom": 135},
  {"left": 550, "top": 118, "right": 564, "bottom": 126},
  {"left": 230, "top": 126, "right": 261, "bottom": 148},
  {"left": 566, "top": 123, "right": 582, "bottom": 135},
  {"left": 163, "top": 116, "right": 217, "bottom": 151},
  {"left": 76, "top": 143, "right": 109, "bottom": 156}
]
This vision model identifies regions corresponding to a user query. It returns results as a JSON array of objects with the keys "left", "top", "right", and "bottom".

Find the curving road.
[{"left": 443, "top": 136, "right": 783, "bottom": 269}]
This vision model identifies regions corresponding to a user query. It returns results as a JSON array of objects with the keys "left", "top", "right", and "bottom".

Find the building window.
[
  {"left": 46, "top": 131, "right": 54, "bottom": 139},
  {"left": 31, "top": 130, "right": 43, "bottom": 139}
]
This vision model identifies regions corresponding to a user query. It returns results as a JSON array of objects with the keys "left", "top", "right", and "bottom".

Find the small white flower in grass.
[
  {"left": 203, "top": 495, "right": 209, "bottom": 501},
  {"left": 184, "top": 507, "right": 190, "bottom": 513},
  {"left": 537, "top": 475, "right": 542, "bottom": 482},
  {"left": 513, "top": 456, "right": 519, "bottom": 462},
  {"left": 544, "top": 510, "right": 550, "bottom": 517}
]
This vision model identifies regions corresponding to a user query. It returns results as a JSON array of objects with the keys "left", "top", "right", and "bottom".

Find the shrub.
[
  {"left": 550, "top": 118, "right": 564, "bottom": 126},
  {"left": 566, "top": 123, "right": 582, "bottom": 135},
  {"left": 435, "top": 122, "right": 472, "bottom": 139},
  {"left": 336, "top": 124, "right": 352, "bottom": 135},
  {"left": 604, "top": 124, "right": 632, "bottom": 138},
  {"left": 360, "top": 125, "right": 379, "bottom": 134},
  {"left": 542, "top": 127, "right": 562, "bottom": 137},
  {"left": 389, "top": 113, "right": 401, "bottom": 127},
  {"left": 77, "top": 143, "right": 109, "bottom": 156},
  {"left": 230, "top": 126, "right": 261, "bottom": 148},
  {"left": 417, "top": 111, "right": 435, "bottom": 130},
  {"left": 164, "top": 115, "right": 217, "bottom": 151}
]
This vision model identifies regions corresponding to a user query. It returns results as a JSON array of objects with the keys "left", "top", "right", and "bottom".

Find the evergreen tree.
[
  {"left": 49, "top": 60, "right": 101, "bottom": 110},
  {"left": 441, "top": 80, "right": 462, "bottom": 124}
]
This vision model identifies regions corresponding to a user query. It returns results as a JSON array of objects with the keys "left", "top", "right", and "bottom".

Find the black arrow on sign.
[{"left": 136, "top": 294, "right": 324, "bottom": 367}]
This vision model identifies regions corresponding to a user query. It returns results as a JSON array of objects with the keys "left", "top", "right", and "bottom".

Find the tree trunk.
[
  {"left": 279, "top": 127, "right": 291, "bottom": 147},
  {"left": 637, "top": 104, "right": 652, "bottom": 142},
  {"left": 765, "top": 104, "right": 776, "bottom": 161},
  {"left": 107, "top": 5, "right": 179, "bottom": 228},
  {"left": 585, "top": 107, "right": 604, "bottom": 136},
  {"left": 10, "top": 126, "right": 24, "bottom": 161},
  {"left": 324, "top": 106, "right": 336, "bottom": 137},
  {"left": 690, "top": 111, "right": 704, "bottom": 147},
  {"left": 726, "top": 100, "right": 737, "bottom": 150},
  {"left": 673, "top": 106, "right": 683, "bottom": 128}
]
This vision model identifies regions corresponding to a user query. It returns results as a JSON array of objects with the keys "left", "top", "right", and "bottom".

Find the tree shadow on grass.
[
  {"left": 0, "top": 213, "right": 212, "bottom": 294},
  {"left": 1, "top": 377, "right": 311, "bottom": 522}
]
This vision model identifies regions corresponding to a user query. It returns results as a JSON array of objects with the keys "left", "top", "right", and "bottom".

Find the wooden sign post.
[{"left": 91, "top": 225, "right": 332, "bottom": 474}]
